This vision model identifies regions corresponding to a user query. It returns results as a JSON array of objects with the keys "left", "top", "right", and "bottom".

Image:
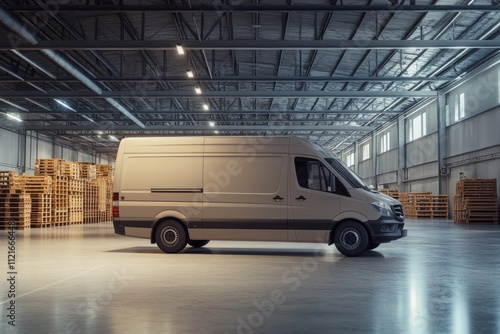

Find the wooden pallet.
[{"left": 35, "top": 159, "right": 65, "bottom": 176}]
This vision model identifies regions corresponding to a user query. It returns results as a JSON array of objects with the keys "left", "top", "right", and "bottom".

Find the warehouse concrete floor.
[{"left": 1, "top": 219, "right": 500, "bottom": 334}]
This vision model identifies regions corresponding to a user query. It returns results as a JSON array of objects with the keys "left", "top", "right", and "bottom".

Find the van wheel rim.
[
  {"left": 161, "top": 227, "right": 179, "bottom": 246},
  {"left": 340, "top": 228, "right": 360, "bottom": 250}
]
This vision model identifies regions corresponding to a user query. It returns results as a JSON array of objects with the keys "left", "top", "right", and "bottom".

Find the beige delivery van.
[{"left": 112, "top": 136, "right": 406, "bottom": 256}]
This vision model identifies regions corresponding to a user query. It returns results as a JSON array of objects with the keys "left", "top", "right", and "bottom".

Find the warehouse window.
[
  {"left": 454, "top": 93, "right": 465, "bottom": 122},
  {"left": 408, "top": 112, "right": 427, "bottom": 142},
  {"left": 362, "top": 143, "right": 370, "bottom": 161},
  {"left": 346, "top": 152, "right": 354, "bottom": 167},
  {"left": 380, "top": 132, "right": 391, "bottom": 153}
]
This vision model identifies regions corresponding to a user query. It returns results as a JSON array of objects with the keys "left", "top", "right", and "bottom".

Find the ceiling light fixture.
[
  {"left": 214, "top": 130, "right": 220, "bottom": 134},
  {"left": 195, "top": 86, "right": 202, "bottom": 94},
  {"left": 108, "top": 135, "right": 119, "bottom": 142},
  {"left": 186, "top": 69, "right": 194, "bottom": 78},
  {"left": 176, "top": 44, "right": 185, "bottom": 55},
  {"left": 0, "top": 98, "right": 28, "bottom": 111},
  {"left": 6, "top": 113, "right": 23, "bottom": 122},
  {"left": 202, "top": 104, "right": 209, "bottom": 111},
  {"left": 54, "top": 99, "right": 77, "bottom": 112},
  {"left": 209, "top": 121, "right": 215, "bottom": 127}
]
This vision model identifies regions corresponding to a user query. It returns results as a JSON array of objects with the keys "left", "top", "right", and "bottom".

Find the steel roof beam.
[
  {"left": 21, "top": 109, "right": 401, "bottom": 115},
  {"left": 25, "top": 125, "right": 376, "bottom": 132},
  {"left": 5, "top": 40, "right": 499, "bottom": 50},
  {"left": 0, "top": 75, "right": 455, "bottom": 83},
  {"left": 1, "top": 90, "right": 436, "bottom": 98},
  {"left": 4, "top": 5, "right": 500, "bottom": 13}
]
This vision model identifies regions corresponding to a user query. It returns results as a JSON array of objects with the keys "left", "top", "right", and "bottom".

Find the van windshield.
[{"left": 314, "top": 145, "right": 369, "bottom": 189}]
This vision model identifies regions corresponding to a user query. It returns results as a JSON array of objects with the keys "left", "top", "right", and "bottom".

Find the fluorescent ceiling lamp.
[
  {"left": 202, "top": 104, "right": 209, "bottom": 111},
  {"left": 209, "top": 121, "right": 215, "bottom": 127},
  {"left": 0, "top": 98, "right": 28, "bottom": 111},
  {"left": 82, "top": 115, "right": 97, "bottom": 124},
  {"left": 186, "top": 69, "right": 194, "bottom": 78},
  {"left": 54, "top": 99, "right": 77, "bottom": 112},
  {"left": 214, "top": 130, "right": 220, "bottom": 134},
  {"left": 195, "top": 86, "right": 202, "bottom": 94},
  {"left": 108, "top": 135, "right": 119, "bottom": 142},
  {"left": 176, "top": 44, "right": 185, "bottom": 55},
  {"left": 6, "top": 113, "right": 23, "bottom": 122}
]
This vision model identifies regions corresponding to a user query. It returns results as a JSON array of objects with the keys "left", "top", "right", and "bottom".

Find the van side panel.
[
  {"left": 115, "top": 138, "right": 204, "bottom": 239},
  {"left": 201, "top": 137, "right": 290, "bottom": 241}
]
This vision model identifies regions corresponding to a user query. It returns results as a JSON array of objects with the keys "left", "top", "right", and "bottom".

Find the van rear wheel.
[
  {"left": 334, "top": 221, "right": 368, "bottom": 257},
  {"left": 188, "top": 240, "right": 210, "bottom": 248},
  {"left": 155, "top": 220, "right": 187, "bottom": 253}
]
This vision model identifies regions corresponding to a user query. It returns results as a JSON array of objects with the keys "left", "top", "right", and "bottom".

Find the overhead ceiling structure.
[{"left": 0, "top": 1, "right": 499, "bottom": 154}]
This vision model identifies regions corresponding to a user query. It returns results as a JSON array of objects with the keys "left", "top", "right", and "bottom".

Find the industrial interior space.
[{"left": 0, "top": 1, "right": 499, "bottom": 334}]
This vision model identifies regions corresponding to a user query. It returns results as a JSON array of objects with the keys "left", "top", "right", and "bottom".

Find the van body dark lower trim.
[{"left": 114, "top": 218, "right": 406, "bottom": 243}]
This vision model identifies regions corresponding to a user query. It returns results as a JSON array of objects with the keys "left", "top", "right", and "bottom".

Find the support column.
[
  {"left": 437, "top": 92, "right": 447, "bottom": 195},
  {"left": 372, "top": 131, "right": 377, "bottom": 189},
  {"left": 397, "top": 114, "right": 406, "bottom": 192}
]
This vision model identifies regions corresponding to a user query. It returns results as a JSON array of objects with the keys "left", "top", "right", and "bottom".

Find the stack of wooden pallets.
[
  {"left": 51, "top": 175, "right": 69, "bottom": 226},
  {"left": 96, "top": 164, "right": 114, "bottom": 221},
  {"left": 398, "top": 192, "right": 449, "bottom": 219},
  {"left": 16, "top": 174, "right": 52, "bottom": 228},
  {"left": 399, "top": 192, "right": 433, "bottom": 218},
  {"left": 431, "top": 195, "right": 449, "bottom": 218},
  {"left": 1, "top": 161, "right": 113, "bottom": 229},
  {"left": 0, "top": 171, "right": 32, "bottom": 229},
  {"left": 453, "top": 179, "right": 498, "bottom": 224},
  {"left": 68, "top": 178, "right": 84, "bottom": 224},
  {"left": 84, "top": 180, "right": 99, "bottom": 223},
  {"left": 379, "top": 189, "right": 400, "bottom": 200},
  {"left": 0, "top": 190, "right": 32, "bottom": 230}
]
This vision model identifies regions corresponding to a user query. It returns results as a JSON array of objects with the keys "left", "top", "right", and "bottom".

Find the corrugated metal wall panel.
[
  {"left": 358, "top": 159, "right": 372, "bottom": 178},
  {"left": 0, "top": 128, "right": 19, "bottom": 170},
  {"left": 406, "top": 133, "right": 439, "bottom": 167},
  {"left": 447, "top": 107, "right": 500, "bottom": 156},
  {"left": 79, "top": 153, "right": 94, "bottom": 163},
  {"left": 408, "top": 178, "right": 438, "bottom": 193},
  {"left": 407, "top": 161, "right": 438, "bottom": 182},
  {"left": 447, "top": 64, "right": 498, "bottom": 125},
  {"left": 377, "top": 149, "right": 398, "bottom": 174},
  {"left": 377, "top": 171, "right": 398, "bottom": 185}
]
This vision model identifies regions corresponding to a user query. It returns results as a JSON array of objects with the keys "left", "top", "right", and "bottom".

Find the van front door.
[{"left": 290, "top": 156, "right": 342, "bottom": 243}]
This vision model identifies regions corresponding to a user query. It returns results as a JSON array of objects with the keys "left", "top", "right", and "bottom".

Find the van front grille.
[{"left": 393, "top": 204, "right": 404, "bottom": 221}]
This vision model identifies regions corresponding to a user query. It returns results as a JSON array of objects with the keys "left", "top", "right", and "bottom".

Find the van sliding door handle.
[
  {"left": 273, "top": 195, "right": 284, "bottom": 202},
  {"left": 295, "top": 195, "right": 306, "bottom": 201}
]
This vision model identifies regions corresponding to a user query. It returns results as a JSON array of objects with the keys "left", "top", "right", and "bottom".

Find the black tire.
[
  {"left": 334, "top": 221, "right": 369, "bottom": 257},
  {"left": 188, "top": 240, "right": 210, "bottom": 248},
  {"left": 155, "top": 220, "right": 187, "bottom": 253},
  {"left": 367, "top": 242, "right": 381, "bottom": 250}
]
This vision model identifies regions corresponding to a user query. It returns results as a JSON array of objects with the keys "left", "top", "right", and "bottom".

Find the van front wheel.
[
  {"left": 155, "top": 220, "right": 187, "bottom": 253},
  {"left": 334, "top": 221, "right": 368, "bottom": 257}
]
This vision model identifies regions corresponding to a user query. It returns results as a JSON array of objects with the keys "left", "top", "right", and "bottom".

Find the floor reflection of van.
[{"left": 113, "top": 136, "right": 407, "bottom": 257}]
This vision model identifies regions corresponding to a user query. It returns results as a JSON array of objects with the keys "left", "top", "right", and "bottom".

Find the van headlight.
[{"left": 372, "top": 202, "right": 393, "bottom": 217}]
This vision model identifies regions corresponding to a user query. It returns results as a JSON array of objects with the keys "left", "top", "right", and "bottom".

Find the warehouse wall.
[
  {"left": 341, "top": 55, "right": 500, "bottom": 204},
  {"left": 0, "top": 128, "right": 20, "bottom": 170},
  {"left": 0, "top": 128, "right": 115, "bottom": 173}
]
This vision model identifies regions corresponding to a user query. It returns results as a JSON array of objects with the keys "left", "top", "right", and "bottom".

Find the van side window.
[{"left": 295, "top": 158, "right": 333, "bottom": 192}]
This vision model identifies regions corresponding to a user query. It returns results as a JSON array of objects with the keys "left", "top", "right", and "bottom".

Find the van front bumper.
[{"left": 364, "top": 220, "right": 407, "bottom": 243}]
